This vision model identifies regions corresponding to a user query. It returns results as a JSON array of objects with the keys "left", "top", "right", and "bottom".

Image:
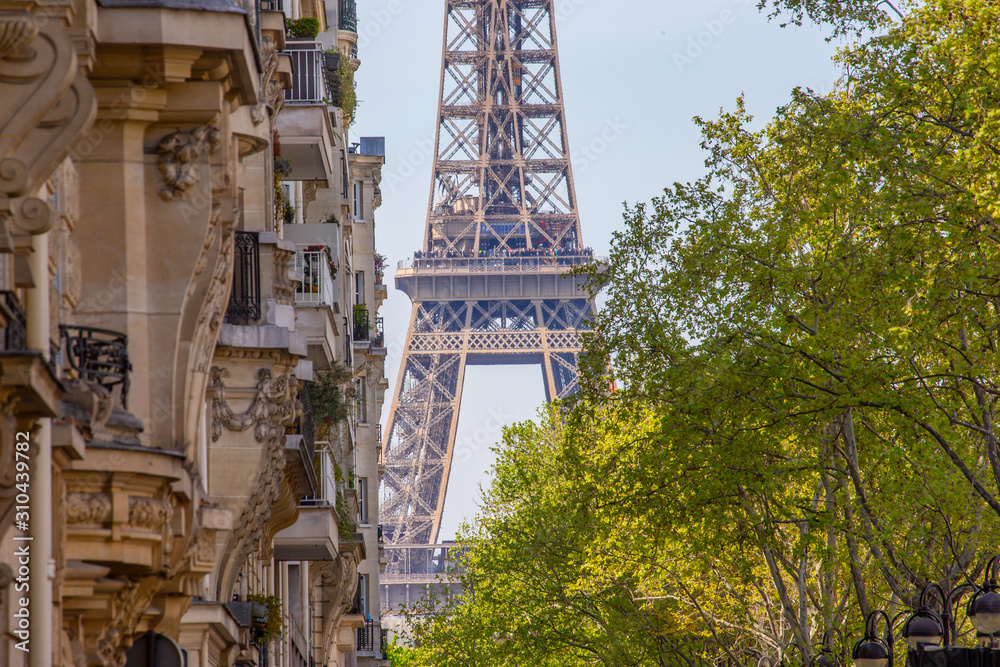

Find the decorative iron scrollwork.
[
  {"left": 59, "top": 325, "right": 131, "bottom": 407},
  {"left": 0, "top": 290, "right": 26, "bottom": 351}
]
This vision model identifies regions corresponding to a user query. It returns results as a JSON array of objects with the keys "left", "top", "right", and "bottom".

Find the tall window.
[
  {"left": 358, "top": 381, "right": 368, "bottom": 424},
  {"left": 357, "top": 477, "right": 369, "bottom": 524},
  {"left": 355, "top": 270, "right": 365, "bottom": 305},
  {"left": 358, "top": 573, "right": 369, "bottom": 616},
  {"left": 353, "top": 181, "right": 363, "bottom": 220}
]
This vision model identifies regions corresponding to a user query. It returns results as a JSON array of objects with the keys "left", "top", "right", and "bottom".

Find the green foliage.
[
  {"left": 246, "top": 594, "right": 284, "bottom": 642},
  {"left": 273, "top": 157, "right": 292, "bottom": 179},
  {"left": 336, "top": 492, "right": 356, "bottom": 539},
  {"left": 386, "top": 637, "right": 425, "bottom": 667},
  {"left": 310, "top": 365, "right": 352, "bottom": 441},
  {"left": 755, "top": 0, "right": 897, "bottom": 37},
  {"left": 286, "top": 17, "right": 320, "bottom": 39},
  {"left": 407, "top": 1, "right": 1000, "bottom": 665},
  {"left": 338, "top": 56, "right": 358, "bottom": 127},
  {"left": 273, "top": 158, "right": 291, "bottom": 227}
]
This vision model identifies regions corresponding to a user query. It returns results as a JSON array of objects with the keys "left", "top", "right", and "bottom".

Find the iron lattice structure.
[{"left": 381, "top": 0, "right": 594, "bottom": 565}]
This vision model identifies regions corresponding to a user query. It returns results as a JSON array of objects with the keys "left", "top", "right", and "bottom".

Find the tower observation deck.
[{"left": 380, "top": 0, "right": 596, "bottom": 611}]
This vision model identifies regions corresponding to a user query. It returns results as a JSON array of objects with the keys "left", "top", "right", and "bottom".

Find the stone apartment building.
[{"left": 0, "top": 0, "right": 390, "bottom": 664}]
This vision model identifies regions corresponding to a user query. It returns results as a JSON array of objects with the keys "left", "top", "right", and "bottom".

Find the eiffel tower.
[{"left": 381, "top": 0, "right": 594, "bottom": 579}]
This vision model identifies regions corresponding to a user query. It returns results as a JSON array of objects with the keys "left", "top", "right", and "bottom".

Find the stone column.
[{"left": 26, "top": 231, "right": 53, "bottom": 667}]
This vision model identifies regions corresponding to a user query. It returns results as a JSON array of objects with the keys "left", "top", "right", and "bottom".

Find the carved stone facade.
[{"left": 0, "top": 0, "right": 386, "bottom": 665}]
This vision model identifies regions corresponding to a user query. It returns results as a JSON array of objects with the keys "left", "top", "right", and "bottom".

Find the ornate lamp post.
[
  {"left": 853, "top": 611, "right": 895, "bottom": 667},
  {"left": 851, "top": 555, "right": 1000, "bottom": 667},
  {"left": 967, "top": 556, "right": 1000, "bottom": 648}
]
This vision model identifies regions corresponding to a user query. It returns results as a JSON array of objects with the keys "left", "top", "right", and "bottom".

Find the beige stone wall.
[{"left": 0, "top": 0, "right": 388, "bottom": 664}]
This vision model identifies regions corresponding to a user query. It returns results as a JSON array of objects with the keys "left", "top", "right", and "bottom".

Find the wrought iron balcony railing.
[
  {"left": 339, "top": 0, "right": 357, "bottom": 32},
  {"left": 377, "top": 524, "right": 384, "bottom": 546},
  {"left": 260, "top": 0, "right": 283, "bottom": 9},
  {"left": 59, "top": 325, "right": 131, "bottom": 407},
  {"left": 373, "top": 317, "right": 384, "bottom": 347},
  {"left": 226, "top": 231, "right": 261, "bottom": 324},
  {"left": 356, "top": 618, "right": 378, "bottom": 652},
  {"left": 0, "top": 291, "right": 27, "bottom": 352}
]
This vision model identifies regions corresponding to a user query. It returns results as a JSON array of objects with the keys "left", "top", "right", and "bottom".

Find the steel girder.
[{"left": 381, "top": 0, "right": 594, "bottom": 578}]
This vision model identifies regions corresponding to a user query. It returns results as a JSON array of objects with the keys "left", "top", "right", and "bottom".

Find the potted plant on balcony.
[
  {"left": 352, "top": 304, "right": 369, "bottom": 340},
  {"left": 305, "top": 244, "right": 337, "bottom": 278},
  {"left": 285, "top": 17, "right": 320, "bottom": 39},
  {"left": 246, "top": 593, "right": 284, "bottom": 643}
]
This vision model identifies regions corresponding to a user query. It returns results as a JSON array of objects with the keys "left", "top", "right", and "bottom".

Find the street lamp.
[
  {"left": 813, "top": 631, "right": 845, "bottom": 667},
  {"left": 852, "top": 554, "right": 1000, "bottom": 667},
  {"left": 967, "top": 556, "right": 1000, "bottom": 646},
  {"left": 853, "top": 611, "right": 894, "bottom": 667},
  {"left": 902, "top": 584, "right": 951, "bottom": 650}
]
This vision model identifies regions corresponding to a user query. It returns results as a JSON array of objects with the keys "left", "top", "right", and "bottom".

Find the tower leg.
[{"left": 382, "top": 301, "right": 469, "bottom": 547}]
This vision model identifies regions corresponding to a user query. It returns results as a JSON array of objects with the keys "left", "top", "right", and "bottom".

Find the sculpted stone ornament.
[
  {"left": 0, "top": 12, "right": 96, "bottom": 251},
  {"left": 210, "top": 366, "right": 287, "bottom": 444},
  {"left": 0, "top": 17, "right": 38, "bottom": 57},
  {"left": 261, "top": 37, "right": 284, "bottom": 117},
  {"left": 95, "top": 577, "right": 161, "bottom": 667},
  {"left": 157, "top": 125, "right": 222, "bottom": 201},
  {"left": 127, "top": 496, "right": 173, "bottom": 531},
  {"left": 273, "top": 245, "right": 296, "bottom": 306},
  {"left": 66, "top": 492, "right": 113, "bottom": 525}
]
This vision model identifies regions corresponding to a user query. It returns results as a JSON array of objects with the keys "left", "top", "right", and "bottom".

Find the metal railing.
[
  {"left": 339, "top": 0, "right": 357, "bottom": 32},
  {"left": 285, "top": 43, "right": 325, "bottom": 104},
  {"left": 295, "top": 249, "right": 336, "bottom": 305},
  {"left": 356, "top": 619, "right": 377, "bottom": 652},
  {"left": 60, "top": 325, "right": 131, "bottom": 408},
  {"left": 287, "top": 612, "right": 309, "bottom": 667},
  {"left": 0, "top": 291, "right": 27, "bottom": 351},
  {"left": 382, "top": 544, "right": 466, "bottom": 583},
  {"left": 372, "top": 317, "right": 384, "bottom": 347},
  {"left": 226, "top": 231, "right": 261, "bottom": 324},
  {"left": 402, "top": 253, "right": 602, "bottom": 272},
  {"left": 302, "top": 445, "right": 338, "bottom": 507},
  {"left": 380, "top": 628, "right": 390, "bottom": 657},
  {"left": 377, "top": 524, "right": 384, "bottom": 547},
  {"left": 260, "top": 0, "right": 283, "bottom": 9}
]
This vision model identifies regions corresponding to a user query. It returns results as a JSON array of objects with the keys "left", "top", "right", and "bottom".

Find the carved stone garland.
[{"left": 210, "top": 366, "right": 299, "bottom": 599}]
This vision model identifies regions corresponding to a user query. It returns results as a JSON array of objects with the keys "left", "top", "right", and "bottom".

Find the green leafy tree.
[{"left": 409, "top": 1, "right": 1000, "bottom": 664}]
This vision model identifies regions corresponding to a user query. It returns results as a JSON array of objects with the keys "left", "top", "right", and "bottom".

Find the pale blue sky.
[{"left": 353, "top": 0, "right": 847, "bottom": 540}]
